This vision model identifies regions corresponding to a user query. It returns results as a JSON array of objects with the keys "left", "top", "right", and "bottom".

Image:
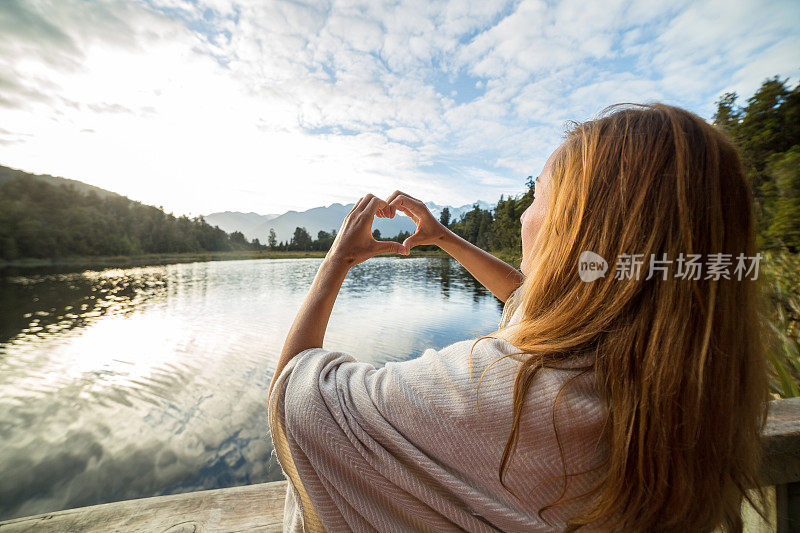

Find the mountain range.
[{"left": 203, "top": 200, "right": 496, "bottom": 243}]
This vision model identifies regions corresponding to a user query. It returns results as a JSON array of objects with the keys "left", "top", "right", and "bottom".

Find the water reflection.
[{"left": 0, "top": 256, "right": 506, "bottom": 520}]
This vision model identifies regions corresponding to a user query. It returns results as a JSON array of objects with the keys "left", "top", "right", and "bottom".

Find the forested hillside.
[
  {"left": 713, "top": 75, "right": 800, "bottom": 250},
  {"left": 0, "top": 169, "right": 261, "bottom": 260},
  {"left": 0, "top": 166, "right": 119, "bottom": 200}
]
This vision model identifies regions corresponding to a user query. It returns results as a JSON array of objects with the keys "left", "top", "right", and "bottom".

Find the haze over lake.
[{"left": 0, "top": 256, "right": 505, "bottom": 520}]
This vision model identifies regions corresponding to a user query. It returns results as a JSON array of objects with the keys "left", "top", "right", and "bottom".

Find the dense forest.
[
  {"left": 713, "top": 76, "right": 800, "bottom": 250},
  {"left": 1, "top": 74, "right": 796, "bottom": 262},
  {"left": 0, "top": 173, "right": 262, "bottom": 260}
]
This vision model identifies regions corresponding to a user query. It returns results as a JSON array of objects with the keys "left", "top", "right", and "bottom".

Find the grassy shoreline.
[
  {"left": 0, "top": 248, "right": 459, "bottom": 270},
  {"left": 0, "top": 248, "right": 522, "bottom": 273}
]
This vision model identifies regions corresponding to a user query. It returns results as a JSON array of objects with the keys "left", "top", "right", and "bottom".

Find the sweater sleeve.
[
  {"left": 267, "top": 347, "right": 455, "bottom": 532},
  {"left": 266, "top": 343, "right": 518, "bottom": 533}
]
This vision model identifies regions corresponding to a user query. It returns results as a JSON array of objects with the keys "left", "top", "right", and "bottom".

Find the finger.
[
  {"left": 373, "top": 239, "right": 405, "bottom": 255},
  {"left": 384, "top": 191, "right": 402, "bottom": 217},
  {"left": 388, "top": 194, "right": 425, "bottom": 211},
  {"left": 378, "top": 198, "right": 395, "bottom": 218},
  {"left": 351, "top": 194, "right": 373, "bottom": 217},
  {"left": 388, "top": 195, "right": 424, "bottom": 222},
  {"left": 345, "top": 199, "right": 361, "bottom": 220},
  {"left": 390, "top": 203, "right": 418, "bottom": 224},
  {"left": 385, "top": 190, "right": 422, "bottom": 218},
  {"left": 385, "top": 190, "right": 422, "bottom": 205},
  {"left": 362, "top": 196, "right": 390, "bottom": 218}
]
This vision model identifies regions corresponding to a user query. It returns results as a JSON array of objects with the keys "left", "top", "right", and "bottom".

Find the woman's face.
[{"left": 519, "top": 145, "right": 559, "bottom": 276}]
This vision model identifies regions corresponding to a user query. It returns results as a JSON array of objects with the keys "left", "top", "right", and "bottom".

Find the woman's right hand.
[{"left": 377, "top": 191, "right": 447, "bottom": 255}]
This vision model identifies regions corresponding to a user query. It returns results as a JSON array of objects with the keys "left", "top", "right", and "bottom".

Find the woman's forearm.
[
  {"left": 436, "top": 227, "right": 524, "bottom": 302},
  {"left": 268, "top": 257, "right": 350, "bottom": 399}
]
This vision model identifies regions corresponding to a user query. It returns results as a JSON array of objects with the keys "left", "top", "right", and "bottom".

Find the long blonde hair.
[{"left": 473, "top": 103, "right": 770, "bottom": 531}]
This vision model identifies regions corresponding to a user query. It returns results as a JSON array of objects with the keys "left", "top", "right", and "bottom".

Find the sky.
[{"left": 0, "top": 0, "right": 798, "bottom": 216}]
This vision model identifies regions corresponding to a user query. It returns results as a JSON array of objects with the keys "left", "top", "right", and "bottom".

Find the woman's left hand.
[{"left": 326, "top": 193, "right": 406, "bottom": 268}]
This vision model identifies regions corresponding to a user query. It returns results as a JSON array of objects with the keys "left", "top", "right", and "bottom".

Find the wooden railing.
[
  {"left": 1, "top": 398, "right": 798, "bottom": 532},
  {"left": 757, "top": 397, "right": 800, "bottom": 532}
]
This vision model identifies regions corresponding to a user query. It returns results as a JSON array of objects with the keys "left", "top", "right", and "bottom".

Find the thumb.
[
  {"left": 375, "top": 239, "right": 405, "bottom": 255},
  {"left": 402, "top": 230, "right": 424, "bottom": 254}
]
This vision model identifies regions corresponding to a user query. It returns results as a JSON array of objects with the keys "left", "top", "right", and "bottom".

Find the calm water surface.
[{"left": 0, "top": 256, "right": 505, "bottom": 519}]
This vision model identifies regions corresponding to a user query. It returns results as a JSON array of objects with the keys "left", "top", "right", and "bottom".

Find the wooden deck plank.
[{"left": 0, "top": 481, "right": 288, "bottom": 533}]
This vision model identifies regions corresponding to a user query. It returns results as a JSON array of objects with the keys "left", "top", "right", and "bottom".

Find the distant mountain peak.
[{"left": 203, "top": 199, "right": 497, "bottom": 243}]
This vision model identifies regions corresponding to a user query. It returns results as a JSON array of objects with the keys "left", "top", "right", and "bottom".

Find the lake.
[{"left": 0, "top": 256, "right": 506, "bottom": 520}]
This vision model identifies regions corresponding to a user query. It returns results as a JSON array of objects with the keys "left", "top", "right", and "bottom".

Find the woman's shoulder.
[
  {"left": 385, "top": 335, "right": 525, "bottom": 384},
  {"left": 498, "top": 283, "right": 526, "bottom": 329},
  {"left": 381, "top": 336, "right": 599, "bottom": 417}
]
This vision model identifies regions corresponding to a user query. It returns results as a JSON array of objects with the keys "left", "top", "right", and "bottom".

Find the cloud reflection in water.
[{"left": 0, "top": 257, "right": 505, "bottom": 519}]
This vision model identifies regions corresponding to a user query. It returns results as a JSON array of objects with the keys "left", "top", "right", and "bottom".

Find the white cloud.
[{"left": 0, "top": 0, "right": 797, "bottom": 216}]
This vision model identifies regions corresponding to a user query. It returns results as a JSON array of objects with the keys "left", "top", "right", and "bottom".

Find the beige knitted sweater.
[{"left": 267, "top": 285, "right": 608, "bottom": 532}]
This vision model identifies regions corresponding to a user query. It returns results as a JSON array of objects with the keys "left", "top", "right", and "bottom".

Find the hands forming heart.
[{"left": 326, "top": 190, "right": 447, "bottom": 268}]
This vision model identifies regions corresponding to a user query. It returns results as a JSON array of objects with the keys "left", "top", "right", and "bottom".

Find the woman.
[{"left": 267, "top": 103, "right": 769, "bottom": 532}]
